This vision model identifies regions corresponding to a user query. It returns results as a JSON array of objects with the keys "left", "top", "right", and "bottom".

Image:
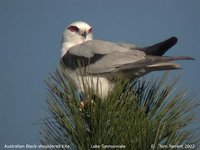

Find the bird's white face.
[
  {"left": 66, "top": 21, "right": 93, "bottom": 41},
  {"left": 61, "top": 21, "right": 93, "bottom": 57}
]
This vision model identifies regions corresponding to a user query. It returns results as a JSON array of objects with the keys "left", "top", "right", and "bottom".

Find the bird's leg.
[
  {"left": 79, "top": 94, "right": 101, "bottom": 111},
  {"left": 76, "top": 91, "right": 87, "bottom": 111},
  {"left": 79, "top": 100, "right": 93, "bottom": 111}
]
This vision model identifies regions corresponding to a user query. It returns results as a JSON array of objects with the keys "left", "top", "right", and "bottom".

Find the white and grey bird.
[{"left": 61, "top": 21, "right": 193, "bottom": 99}]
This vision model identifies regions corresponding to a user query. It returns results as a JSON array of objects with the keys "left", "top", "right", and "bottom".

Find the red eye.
[
  {"left": 88, "top": 27, "right": 92, "bottom": 33},
  {"left": 67, "top": 26, "right": 79, "bottom": 32}
]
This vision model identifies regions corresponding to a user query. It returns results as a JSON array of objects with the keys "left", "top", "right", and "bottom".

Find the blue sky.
[{"left": 0, "top": 0, "right": 200, "bottom": 146}]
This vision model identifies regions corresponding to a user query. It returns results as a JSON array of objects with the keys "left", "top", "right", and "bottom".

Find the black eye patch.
[{"left": 67, "top": 26, "right": 79, "bottom": 32}]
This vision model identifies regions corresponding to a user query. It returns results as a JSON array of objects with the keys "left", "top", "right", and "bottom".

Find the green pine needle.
[{"left": 40, "top": 65, "right": 199, "bottom": 150}]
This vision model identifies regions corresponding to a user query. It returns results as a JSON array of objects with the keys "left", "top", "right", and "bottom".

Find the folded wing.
[{"left": 62, "top": 39, "right": 193, "bottom": 75}]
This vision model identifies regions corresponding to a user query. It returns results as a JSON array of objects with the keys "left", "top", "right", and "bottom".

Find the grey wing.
[
  {"left": 87, "top": 52, "right": 185, "bottom": 74},
  {"left": 117, "top": 37, "right": 178, "bottom": 56},
  {"left": 62, "top": 39, "right": 189, "bottom": 75},
  {"left": 63, "top": 40, "right": 146, "bottom": 72},
  {"left": 68, "top": 40, "right": 130, "bottom": 57},
  {"left": 87, "top": 50, "right": 146, "bottom": 74}
]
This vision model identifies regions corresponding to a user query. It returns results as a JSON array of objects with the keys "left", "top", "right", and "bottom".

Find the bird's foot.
[{"left": 79, "top": 100, "right": 94, "bottom": 111}]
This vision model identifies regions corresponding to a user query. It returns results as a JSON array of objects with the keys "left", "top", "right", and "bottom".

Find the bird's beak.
[{"left": 81, "top": 31, "right": 87, "bottom": 39}]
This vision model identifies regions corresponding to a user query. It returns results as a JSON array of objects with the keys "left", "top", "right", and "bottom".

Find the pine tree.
[{"left": 40, "top": 65, "right": 199, "bottom": 150}]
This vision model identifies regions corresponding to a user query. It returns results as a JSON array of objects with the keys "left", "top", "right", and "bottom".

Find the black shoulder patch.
[{"left": 62, "top": 52, "right": 105, "bottom": 70}]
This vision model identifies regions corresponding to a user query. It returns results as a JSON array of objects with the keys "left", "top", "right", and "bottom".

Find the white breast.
[{"left": 68, "top": 72, "right": 114, "bottom": 99}]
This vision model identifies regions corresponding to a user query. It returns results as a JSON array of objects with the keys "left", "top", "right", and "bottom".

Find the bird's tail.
[
  {"left": 143, "top": 37, "right": 178, "bottom": 56},
  {"left": 146, "top": 56, "right": 194, "bottom": 70}
]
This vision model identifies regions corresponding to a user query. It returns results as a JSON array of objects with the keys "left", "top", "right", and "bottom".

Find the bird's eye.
[
  {"left": 88, "top": 27, "right": 92, "bottom": 33},
  {"left": 67, "top": 26, "right": 79, "bottom": 32}
]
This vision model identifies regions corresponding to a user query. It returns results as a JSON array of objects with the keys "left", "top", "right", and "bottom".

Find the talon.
[
  {"left": 79, "top": 99, "right": 95, "bottom": 111},
  {"left": 91, "top": 100, "right": 94, "bottom": 104},
  {"left": 80, "top": 101, "right": 85, "bottom": 111}
]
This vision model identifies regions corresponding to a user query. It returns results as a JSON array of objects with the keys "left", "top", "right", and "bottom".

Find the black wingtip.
[
  {"left": 144, "top": 36, "right": 178, "bottom": 56},
  {"left": 169, "top": 36, "right": 178, "bottom": 45},
  {"left": 159, "top": 36, "right": 178, "bottom": 52}
]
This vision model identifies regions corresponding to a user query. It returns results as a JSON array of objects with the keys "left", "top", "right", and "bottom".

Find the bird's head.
[{"left": 61, "top": 21, "right": 93, "bottom": 57}]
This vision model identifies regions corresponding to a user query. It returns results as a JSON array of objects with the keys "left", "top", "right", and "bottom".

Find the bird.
[{"left": 60, "top": 21, "right": 193, "bottom": 99}]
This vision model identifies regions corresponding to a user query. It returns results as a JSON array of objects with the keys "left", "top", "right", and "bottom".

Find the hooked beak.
[{"left": 80, "top": 31, "right": 87, "bottom": 39}]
